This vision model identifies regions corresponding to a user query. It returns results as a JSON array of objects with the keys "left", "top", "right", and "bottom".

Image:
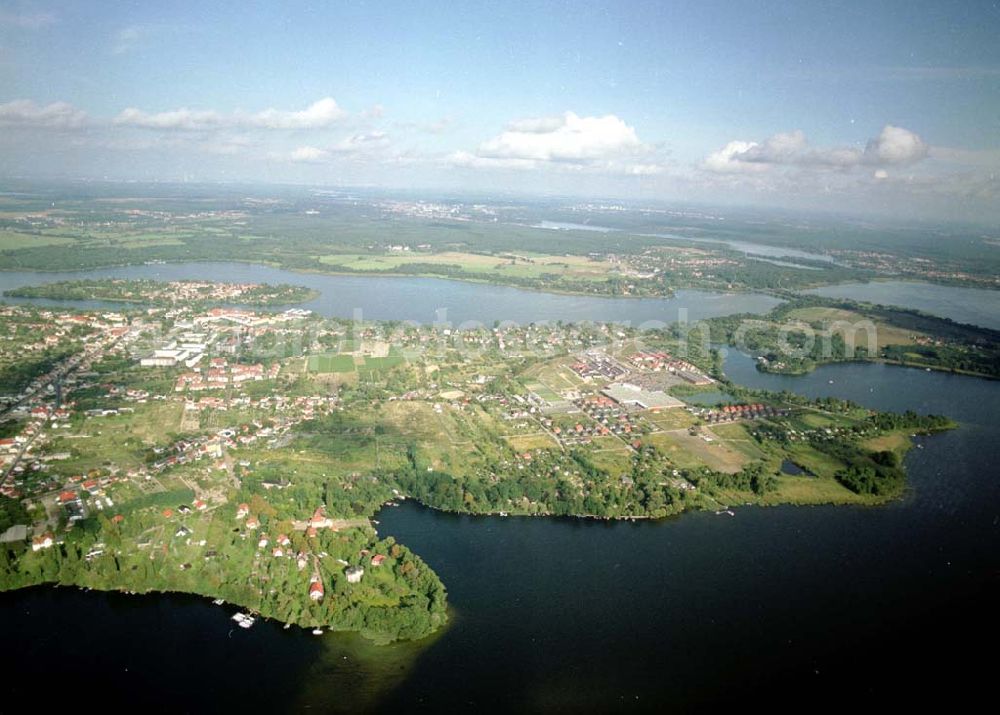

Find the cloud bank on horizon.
[
  {"left": 705, "top": 125, "right": 929, "bottom": 173},
  {"left": 0, "top": 1, "right": 997, "bottom": 222}
]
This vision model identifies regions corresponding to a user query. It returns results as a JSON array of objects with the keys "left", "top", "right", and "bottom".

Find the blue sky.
[{"left": 1, "top": 0, "right": 999, "bottom": 221}]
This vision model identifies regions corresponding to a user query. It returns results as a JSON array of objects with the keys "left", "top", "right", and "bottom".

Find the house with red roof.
[
  {"left": 310, "top": 507, "right": 333, "bottom": 529},
  {"left": 31, "top": 532, "right": 54, "bottom": 551},
  {"left": 308, "top": 580, "right": 324, "bottom": 601}
]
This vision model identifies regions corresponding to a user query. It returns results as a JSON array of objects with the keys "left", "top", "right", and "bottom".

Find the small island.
[
  {"left": 0, "top": 300, "right": 954, "bottom": 642},
  {"left": 5, "top": 278, "right": 319, "bottom": 308}
]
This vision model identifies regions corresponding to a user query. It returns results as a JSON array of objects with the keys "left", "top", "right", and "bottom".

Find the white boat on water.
[
  {"left": 212, "top": 598, "right": 225, "bottom": 605},
  {"left": 312, "top": 628, "right": 324, "bottom": 635},
  {"left": 231, "top": 612, "right": 256, "bottom": 628}
]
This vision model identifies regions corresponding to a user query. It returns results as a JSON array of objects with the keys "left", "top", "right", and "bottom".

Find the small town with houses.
[
  {"left": 0, "top": 279, "right": 920, "bottom": 641},
  {"left": 0, "top": 293, "right": 453, "bottom": 639}
]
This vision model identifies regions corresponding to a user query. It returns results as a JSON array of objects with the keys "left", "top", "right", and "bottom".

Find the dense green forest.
[{"left": 0, "top": 495, "right": 29, "bottom": 533}]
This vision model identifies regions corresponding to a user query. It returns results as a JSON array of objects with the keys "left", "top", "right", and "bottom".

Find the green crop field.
[
  {"left": 0, "top": 230, "right": 77, "bottom": 250},
  {"left": 646, "top": 430, "right": 751, "bottom": 473},
  {"left": 786, "top": 306, "right": 925, "bottom": 349},
  {"left": 358, "top": 354, "right": 406, "bottom": 374},
  {"left": 308, "top": 354, "right": 357, "bottom": 373},
  {"left": 317, "top": 250, "right": 616, "bottom": 282}
]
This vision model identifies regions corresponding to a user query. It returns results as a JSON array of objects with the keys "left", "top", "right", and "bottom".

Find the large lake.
[
  {"left": 806, "top": 280, "right": 1000, "bottom": 330},
  {"left": 646, "top": 232, "right": 837, "bottom": 263},
  {"left": 0, "top": 262, "right": 781, "bottom": 326},
  {"left": 0, "top": 266, "right": 996, "bottom": 710}
]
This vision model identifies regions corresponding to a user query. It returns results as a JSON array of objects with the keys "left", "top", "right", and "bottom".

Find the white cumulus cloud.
[
  {"left": 330, "top": 131, "right": 390, "bottom": 153},
  {"left": 622, "top": 162, "right": 667, "bottom": 176},
  {"left": 0, "top": 99, "right": 88, "bottom": 129},
  {"left": 251, "top": 98, "right": 347, "bottom": 129},
  {"left": 863, "top": 125, "right": 928, "bottom": 165},
  {"left": 286, "top": 132, "right": 391, "bottom": 163},
  {"left": 704, "top": 125, "right": 929, "bottom": 173},
  {"left": 703, "top": 140, "right": 766, "bottom": 173},
  {"left": 114, "top": 98, "right": 348, "bottom": 131},
  {"left": 288, "top": 146, "right": 330, "bottom": 163},
  {"left": 504, "top": 115, "right": 568, "bottom": 134},
  {"left": 737, "top": 131, "right": 810, "bottom": 163},
  {"left": 477, "top": 111, "right": 647, "bottom": 163},
  {"left": 447, "top": 150, "right": 538, "bottom": 170},
  {"left": 114, "top": 107, "right": 223, "bottom": 131}
]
